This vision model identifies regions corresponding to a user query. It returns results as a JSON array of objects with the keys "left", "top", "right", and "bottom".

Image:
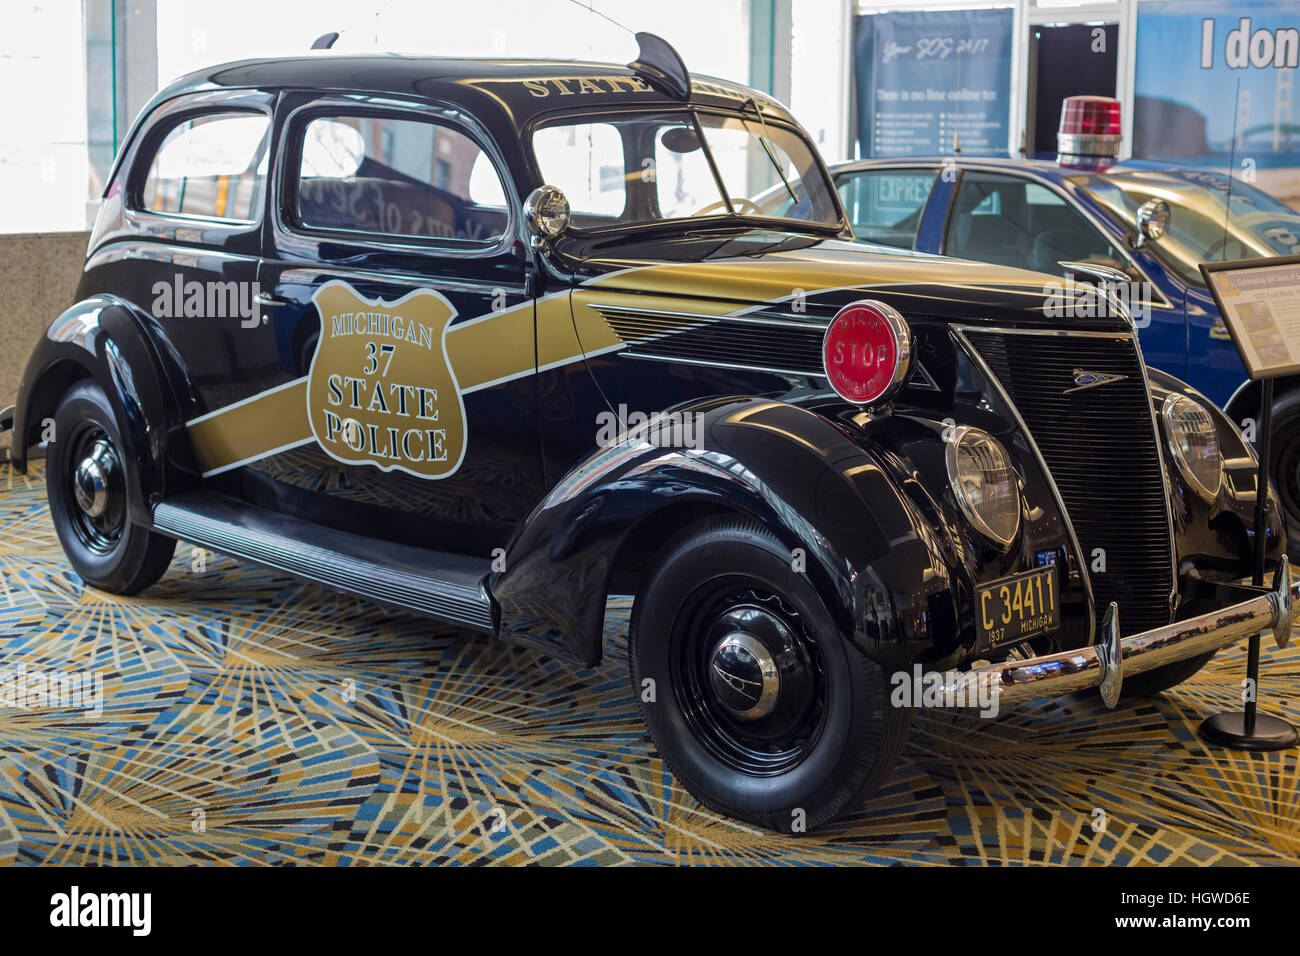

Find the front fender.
[
  {"left": 12, "top": 296, "right": 194, "bottom": 525},
  {"left": 491, "top": 395, "right": 958, "bottom": 669},
  {"left": 1146, "top": 366, "right": 1285, "bottom": 581}
]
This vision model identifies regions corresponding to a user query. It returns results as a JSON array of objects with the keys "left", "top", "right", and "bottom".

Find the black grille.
[
  {"left": 964, "top": 330, "right": 1174, "bottom": 636},
  {"left": 599, "top": 308, "right": 825, "bottom": 376}
]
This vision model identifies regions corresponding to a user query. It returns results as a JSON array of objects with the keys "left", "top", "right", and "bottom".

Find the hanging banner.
[
  {"left": 853, "top": 8, "right": 1013, "bottom": 159},
  {"left": 1135, "top": 0, "right": 1300, "bottom": 210}
]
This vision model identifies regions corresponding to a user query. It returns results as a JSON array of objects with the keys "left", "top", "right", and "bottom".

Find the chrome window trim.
[
  {"left": 271, "top": 265, "right": 528, "bottom": 300},
  {"left": 273, "top": 95, "right": 520, "bottom": 261},
  {"left": 128, "top": 208, "right": 259, "bottom": 228},
  {"left": 523, "top": 104, "right": 852, "bottom": 237},
  {"left": 123, "top": 94, "right": 275, "bottom": 235}
]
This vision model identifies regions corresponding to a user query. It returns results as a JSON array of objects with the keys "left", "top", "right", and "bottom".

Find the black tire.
[
  {"left": 630, "top": 518, "right": 909, "bottom": 833},
  {"left": 1120, "top": 650, "right": 1215, "bottom": 698},
  {"left": 46, "top": 381, "right": 175, "bottom": 594},
  {"left": 1269, "top": 388, "right": 1300, "bottom": 543}
]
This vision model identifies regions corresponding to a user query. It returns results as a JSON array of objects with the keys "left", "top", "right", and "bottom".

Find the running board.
[{"left": 152, "top": 493, "right": 495, "bottom": 633}]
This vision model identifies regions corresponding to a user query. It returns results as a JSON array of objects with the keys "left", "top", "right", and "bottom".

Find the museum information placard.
[{"left": 1201, "top": 255, "right": 1300, "bottom": 380}]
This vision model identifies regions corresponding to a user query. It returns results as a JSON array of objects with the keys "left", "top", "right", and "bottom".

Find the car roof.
[
  {"left": 153, "top": 53, "right": 789, "bottom": 130},
  {"left": 828, "top": 154, "right": 1208, "bottom": 182}
]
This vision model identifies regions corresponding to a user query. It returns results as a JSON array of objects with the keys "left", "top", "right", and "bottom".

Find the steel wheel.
[
  {"left": 45, "top": 381, "right": 175, "bottom": 594},
  {"left": 63, "top": 422, "right": 126, "bottom": 553},
  {"left": 631, "top": 518, "right": 908, "bottom": 832},
  {"left": 671, "top": 583, "right": 828, "bottom": 777}
]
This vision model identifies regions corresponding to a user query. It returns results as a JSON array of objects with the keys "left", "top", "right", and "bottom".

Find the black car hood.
[{"left": 560, "top": 232, "right": 1088, "bottom": 326}]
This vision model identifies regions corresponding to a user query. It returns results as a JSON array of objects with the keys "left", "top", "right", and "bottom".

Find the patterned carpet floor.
[{"left": 0, "top": 461, "right": 1298, "bottom": 865}]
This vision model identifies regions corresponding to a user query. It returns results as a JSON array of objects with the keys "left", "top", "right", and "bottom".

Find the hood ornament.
[{"left": 1065, "top": 368, "right": 1127, "bottom": 394}]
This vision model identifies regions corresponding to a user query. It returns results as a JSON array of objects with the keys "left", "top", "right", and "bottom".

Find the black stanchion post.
[{"left": 1198, "top": 377, "right": 1298, "bottom": 750}]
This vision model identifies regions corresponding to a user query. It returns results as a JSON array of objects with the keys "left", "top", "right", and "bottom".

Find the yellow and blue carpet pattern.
[{"left": 1, "top": 462, "right": 1297, "bottom": 865}]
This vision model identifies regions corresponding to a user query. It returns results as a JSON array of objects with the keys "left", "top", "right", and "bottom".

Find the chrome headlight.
[
  {"left": 946, "top": 427, "right": 1021, "bottom": 548},
  {"left": 1161, "top": 394, "right": 1223, "bottom": 501}
]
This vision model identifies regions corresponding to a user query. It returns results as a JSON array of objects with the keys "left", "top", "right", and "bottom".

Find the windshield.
[
  {"left": 531, "top": 109, "right": 842, "bottom": 231},
  {"left": 1077, "top": 170, "right": 1300, "bottom": 285}
]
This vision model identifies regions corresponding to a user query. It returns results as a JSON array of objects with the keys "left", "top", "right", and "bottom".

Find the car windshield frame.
[{"left": 526, "top": 104, "right": 849, "bottom": 237}]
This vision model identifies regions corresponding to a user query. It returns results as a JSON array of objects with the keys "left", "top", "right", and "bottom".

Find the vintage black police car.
[{"left": 8, "top": 36, "right": 1297, "bottom": 832}]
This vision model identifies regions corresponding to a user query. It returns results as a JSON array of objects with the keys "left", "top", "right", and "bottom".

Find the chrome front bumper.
[{"left": 949, "top": 556, "right": 1297, "bottom": 709}]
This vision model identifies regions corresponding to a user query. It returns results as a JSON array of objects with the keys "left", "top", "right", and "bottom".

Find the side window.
[
  {"left": 139, "top": 112, "right": 270, "bottom": 222},
  {"left": 945, "top": 171, "right": 1128, "bottom": 275},
  {"left": 295, "top": 114, "right": 509, "bottom": 244},
  {"left": 835, "top": 170, "right": 934, "bottom": 248}
]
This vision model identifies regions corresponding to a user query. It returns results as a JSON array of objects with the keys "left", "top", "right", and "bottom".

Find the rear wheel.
[
  {"left": 46, "top": 381, "right": 175, "bottom": 594},
  {"left": 630, "top": 518, "right": 908, "bottom": 833}
]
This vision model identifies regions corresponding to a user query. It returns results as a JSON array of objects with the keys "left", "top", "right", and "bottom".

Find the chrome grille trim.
[
  {"left": 956, "top": 324, "right": 1178, "bottom": 638},
  {"left": 953, "top": 327, "right": 1097, "bottom": 643}
]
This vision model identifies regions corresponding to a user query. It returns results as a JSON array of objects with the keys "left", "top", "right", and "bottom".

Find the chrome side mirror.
[
  {"left": 1133, "top": 198, "right": 1170, "bottom": 249},
  {"left": 523, "top": 185, "right": 571, "bottom": 245}
]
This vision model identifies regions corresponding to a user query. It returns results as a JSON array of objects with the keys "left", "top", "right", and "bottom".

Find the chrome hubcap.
[
  {"left": 73, "top": 440, "right": 115, "bottom": 518},
  {"left": 709, "top": 630, "right": 780, "bottom": 719},
  {"left": 64, "top": 425, "right": 125, "bottom": 554},
  {"left": 672, "top": 588, "right": 826, "bottom": 777}
]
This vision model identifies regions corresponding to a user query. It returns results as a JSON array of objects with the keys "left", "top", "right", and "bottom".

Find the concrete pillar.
[
  {"left": 749, "top": 0, "right": 792, "bottom": 106},
  {"left": 117, "top": 0, "right": 158, "bottom": 138}
]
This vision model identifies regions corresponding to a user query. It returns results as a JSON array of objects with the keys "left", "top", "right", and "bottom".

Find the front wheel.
[
  {"left": 46, "top": 381, "right": 175, "bottom": 594},
  {"left": 630, "top": 518, "right": 909, "bottom": 833}
]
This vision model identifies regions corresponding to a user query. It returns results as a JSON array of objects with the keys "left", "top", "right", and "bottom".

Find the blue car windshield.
[{"left": 1076, "top": 169, "right": 1300, "bottom": 285}]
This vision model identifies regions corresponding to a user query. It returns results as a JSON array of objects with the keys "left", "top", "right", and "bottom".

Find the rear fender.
[{"left": 12, "top": 296, "right": 196, "bottom": 524}]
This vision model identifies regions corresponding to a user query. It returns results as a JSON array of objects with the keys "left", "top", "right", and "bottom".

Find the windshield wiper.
[{"left": 743, "top": 97, "right": 799, "bottom": 207}]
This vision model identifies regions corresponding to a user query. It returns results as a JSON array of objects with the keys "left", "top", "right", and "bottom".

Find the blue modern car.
[{"left": 809, "top": 153, "right": 1300, "bottom": 532}]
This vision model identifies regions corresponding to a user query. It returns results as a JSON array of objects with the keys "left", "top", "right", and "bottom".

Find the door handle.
[
  {"left": 255, "top": 291, "right": 291, "bottom": 307},
  {"left": 1210, "top": 319, "right": 1231, "bottom": 341}
]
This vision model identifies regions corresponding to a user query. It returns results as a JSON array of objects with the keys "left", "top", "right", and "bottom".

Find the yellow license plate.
[{"left": 976, "top": 566, "right": 1060, "bottom": 648}]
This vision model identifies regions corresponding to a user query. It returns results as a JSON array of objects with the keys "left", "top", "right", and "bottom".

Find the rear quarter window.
[{"left": 137, "top": 111, "right": 270, "bottom": 222}]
